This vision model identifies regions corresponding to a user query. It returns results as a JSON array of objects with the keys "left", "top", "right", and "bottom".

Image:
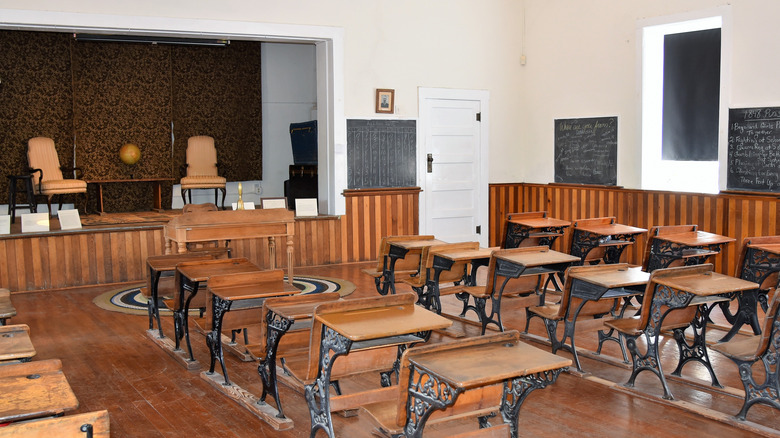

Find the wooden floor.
[{"left": 8, "top": 262, "right": 780, "bottom": 437}]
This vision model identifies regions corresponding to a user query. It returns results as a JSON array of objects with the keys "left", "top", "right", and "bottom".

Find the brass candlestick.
[{"left": 237, "top": 182, "right": 245, "bottom": 210}]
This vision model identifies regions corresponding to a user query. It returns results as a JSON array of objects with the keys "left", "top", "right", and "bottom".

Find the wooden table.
[
  {"left": 721, "top": 241, "right": 780, "bottom": 341},
  {"left": 164, "top": 209, "right": 295, "bottom": 284},
  {"left": 646, "top": 230, "right": 735, "bottom": 272},
  {"left": 382, "top": 238, "right": 446, "bottom": 295},
  {"left": 0, "top": 359, "right": 78, "bottom": 423},
  {"left": 632, "top": 266, "right": 757, "bottom": 399},
  {"left": 307, "top": 298, "right": 452, "bottom": 438},
  {"left": 428, "top": 246, "right": 494, "bottom": 314},
  {"left": 403, "top": 332, "right": 571, "bottom": 438},
  {"left": 85, "top": 177, "right": 174, "bottom": 214},
  {"left": 172, "top": 258, "right": 261, "bottom": 366},
  {"left": 570, "top": 217, "right": 647, "bottom": 264},
  {"left": 145, "top": 252, "right": 218, "bottom": 338},
  {"left": 503, "top": 211, "right": 571, "bottom": 249},
  {"left": 563, "top": 265, "right": 649, "bottom": 371}
]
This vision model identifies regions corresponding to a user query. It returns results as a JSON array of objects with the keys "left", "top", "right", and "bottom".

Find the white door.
[{"left": 418, "top": 88, "right": 489, "bottom": 246}]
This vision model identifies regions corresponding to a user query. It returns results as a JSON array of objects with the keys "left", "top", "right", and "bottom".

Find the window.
[{"left": 641, "top": 14, "right": 725, "bottom": 193}]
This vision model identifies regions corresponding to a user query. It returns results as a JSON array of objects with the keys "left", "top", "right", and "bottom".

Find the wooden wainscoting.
[
  {"left": 489, "top": 183, "right": 780, "bottom": 276},
  {"left": 2, "top": 187, "right": 421, "bottom": 292}
]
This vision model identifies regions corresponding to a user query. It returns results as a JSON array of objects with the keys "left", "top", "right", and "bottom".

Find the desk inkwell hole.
[
  {"left": 503, "top": 343, "right": 515, "bottom": 348},
  {"left": 26, "top": 374, "right": 41, "bottom": 380},
  {"left": 1, "top": 333, "right": 11, "bottom": 338}
]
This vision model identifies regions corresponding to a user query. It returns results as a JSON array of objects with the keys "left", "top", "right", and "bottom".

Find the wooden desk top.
[
  {"left": 508, "top": 217, "right": 571, "bottom": 229},
  {"left": 390, "top": 239, "right": 447, "bottom": 251},
  {"left": 656, "top": 231, "right": 735, "bottom": 247},
  {"left": 434, "top": 247, "right": 496, "bottom": 262},
  {"left": 146, "top": 252, "right": 217, "bottom": 271},
  {"left": 568, "top": 264, "right": 650, "bottom": 289},
  {"left": 177, "top": 258, "right": 259, "bottom": 282},
  {"left": 575, "top": 223, "right": 647, "bottom": 236},
  {"left": 0, "top": 324, "right": 35, "bottom": 362},
  {"left": 316, "top": 304, "right": 452, "bottom": 342},
  {"left": 748, "top": 243, "right": 780, "bottom": 255},
  {"left": 408, "top": 339, "right": 571, "bottom": 389},
  {"left": 495, "top": 247, "right": 580, "bottom": 267},
  {"left": 0, "top": 359, "right": 78, "bottom": 423},
  {"left": 209, "top": 281, "right": 298, "bottom": 301},
  {"left": 655, "top": 271, "right": 758, "bottom": 296}
]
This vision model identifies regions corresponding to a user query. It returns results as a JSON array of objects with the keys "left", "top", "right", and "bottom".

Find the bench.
[
  {"left": 288, "top": 293, "right": 451, "bottom": 437},
  {"left": 244, "top": 292, "right": 341, "bottom": 421},
  {"left": 528, "top": 264, "right": 646, "bottom": 371},
  {"left": 0, "top": 410, "right": 109, "bottom": 437},
  {"left": 604, "top": 264, "right": 734, "bottom": 400},
  {"left": 712, "top": 289, "right": 780, "bottom": 420},
  {"left": 407, "top": 242, "right": 479, "bottom": 313},
  {"left": 0, "top": 324, "right": 36, "bottom": 363},
  {"left": 362, "top": 235, "right": 434, "bottom": 294},
  {"left": 361, "top": 330, "right": 571, "bottom": 438},
  {"left": 0, "top": 289, "right": 16, "bottom": 326}
]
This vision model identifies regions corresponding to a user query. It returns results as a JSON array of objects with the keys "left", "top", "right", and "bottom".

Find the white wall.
[
  {"left": 3, "top": 1, "right": 780, "bottom": 195},
  {"left": 261, "top": 42, "right": 317, "bottom": 199}
]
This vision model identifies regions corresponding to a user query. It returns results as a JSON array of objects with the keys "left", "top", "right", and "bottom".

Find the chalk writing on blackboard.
[
  {"left": 347, "top": 119, "right": 416, "bottom": 189},
  {"left": 727, "top": 107, "right": 780, "bottom": 192},
  {"left": 554, "top": 116, "right": 617, "bottom": 185}
]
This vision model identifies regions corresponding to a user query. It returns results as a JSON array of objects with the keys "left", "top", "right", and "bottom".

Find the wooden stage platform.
[{"left": 0, "top": 210, "right": 346, "bottom": 293}]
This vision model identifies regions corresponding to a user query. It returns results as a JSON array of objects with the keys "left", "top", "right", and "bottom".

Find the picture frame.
[{"left": 375, "top": 89, "right": 395, "bottom": 114}]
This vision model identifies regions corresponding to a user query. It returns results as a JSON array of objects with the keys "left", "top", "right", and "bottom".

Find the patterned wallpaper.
[{"left": 0, "top": 31, "right": 262, "bottom": 212}]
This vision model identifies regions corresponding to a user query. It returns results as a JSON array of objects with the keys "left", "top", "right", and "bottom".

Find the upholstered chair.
[
  {"left": 27, "top": 136, "right": 87, "bottom": 217},
  {"left": 180, "top": 136, "right": 226, "bottom": 209}
]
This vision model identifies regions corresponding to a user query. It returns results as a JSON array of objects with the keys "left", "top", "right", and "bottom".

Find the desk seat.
[
  {"left": 0, "top": 410, "right": 109, "bottom": 438},
  {"left": 0, "top": 359, "right": 79, "bottom": 424},
  {"left": 0, "top": 289, "right": 16, "bottom": 325}
]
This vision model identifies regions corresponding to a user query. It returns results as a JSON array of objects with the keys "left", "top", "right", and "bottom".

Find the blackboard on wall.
[
  {"left": 347, "top": 119, "right": 416, "bottom": 189},
  {"left": 727, "top": 107, "right": 780, "bottom": 192},
  {"left": 554, "top": 116, "right": 618, "bottom": 185}
]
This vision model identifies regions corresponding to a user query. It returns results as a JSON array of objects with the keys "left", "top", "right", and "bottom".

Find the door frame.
[{"left": 417, "top": 87, "right": 490, "bottom": 246}]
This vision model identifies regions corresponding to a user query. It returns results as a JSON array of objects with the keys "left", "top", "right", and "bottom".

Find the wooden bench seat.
[
  {"left": 711, "top": 290, "right": 780, "bottom": 420},
  {"left": 361, "top": 330, "right": 570, "bottom": 438},
  {"left": 0, "top": 324, "right": 36, "bottom": 363},
  {"left": 363, "top": 235, "right": 434, "bottom": 294},
  {"left": 0, "top": 410, "right": 109, "bottom": 437},
  {"left": 0, "top": 289, "right": 16, "bottom": 326}
]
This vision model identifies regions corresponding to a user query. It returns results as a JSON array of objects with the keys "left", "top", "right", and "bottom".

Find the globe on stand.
[{"left": 119, "top": 143, "right": 141, "bottom": 179}]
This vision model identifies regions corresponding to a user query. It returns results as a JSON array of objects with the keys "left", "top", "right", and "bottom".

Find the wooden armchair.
[
  {"left": 27, "top": 137, "right": 87, "bottom": 217},
  {"left": 180, "top": 136, "right": 226, "bottom": 209},
  {"left": 711, "top": 289, "right": 780, "bottom": 420}
]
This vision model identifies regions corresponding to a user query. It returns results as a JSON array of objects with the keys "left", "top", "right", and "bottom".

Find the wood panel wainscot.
[{"left": 490, "top": 183, "right": 780, "bottom": 276}]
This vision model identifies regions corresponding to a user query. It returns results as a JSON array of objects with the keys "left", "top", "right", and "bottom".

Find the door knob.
[{"left": 427, "top": 154, "right": 433, "bottom": 173}]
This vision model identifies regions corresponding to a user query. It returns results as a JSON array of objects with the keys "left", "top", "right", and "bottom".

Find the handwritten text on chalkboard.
[
  {"left": 554, "top": 116, "right": 617, "bottom": 185},
  {"left": 727, "top": 107, "right": 780, "bottom": 192}
]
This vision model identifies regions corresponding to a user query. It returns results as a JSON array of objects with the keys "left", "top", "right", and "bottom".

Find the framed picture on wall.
[{"left": 375, "top": 89, "right": 395, "bottom": 114}]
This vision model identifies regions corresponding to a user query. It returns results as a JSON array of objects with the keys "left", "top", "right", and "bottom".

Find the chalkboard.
[
  {"left": 727, "top": 107, "right": 780, "bottom": 192},
  {"left": 347, "top": 119, "right": 416, "bottom": 189},
  {"left": 554, "top": 116, "right": 618, "bottom": 185}
]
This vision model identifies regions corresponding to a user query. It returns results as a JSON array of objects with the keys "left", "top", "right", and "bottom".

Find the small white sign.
[
  {"left": 21, "top": 212, "right": 50, "bottom": 233},
  {"left": 231, "top": 201, "right": 255, "bottom": 210},
  {"left": 295, "top": 198, "right": 319, "bottom": 217},
  {"left": 0, "top": 215, "right": 10, "bottom": 235},
  {"left": 58, "top": 209, "right": 82, "bottom": 230},
  {"left": 261, "top": 198, "right": 287, "bottom": 209}
]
